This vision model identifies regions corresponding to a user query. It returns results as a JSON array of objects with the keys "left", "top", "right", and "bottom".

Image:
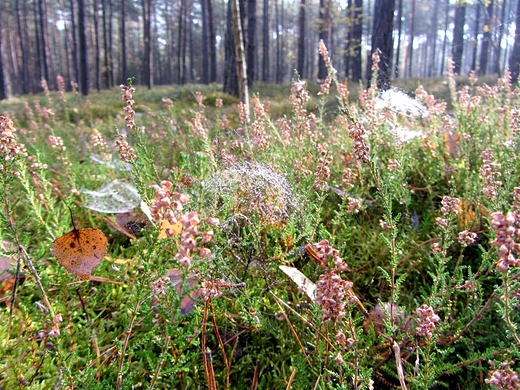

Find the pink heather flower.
[
  {"left": 347, "top": 197, "right": 362, "bottom": 214},
  {"left": 348, "top": 122, "right": 370, "bottom": 163},
  {"left": 435, "top": 217, "right": 448, "bottom": 228},
  {"left": 491, "top": 211, "right": 520, "bottom": 272},
  {"left": 315, "top": 270, "right": 353, "bottom": 322},
  {"left": 387, "top": 159, "right": 398, "bottom": 171},
  {"left": 415, "top": 304, "right": 440, "bottom": 339},
  {"left": 0, "top": 116, "right": 27, "bottom": 161},
  {"left": 205, "top": 217, "right": 220, "bottom": 226},
  {"left": 120, "top": 84, "right": 136, "bottom": 128},
  {"left": 458, "top": 230, "right": 477, "bottom": 246},
  {"left": 162, "top": 98, "right": 174, "bottom": 108},
  {"left": 486, "top": 368, "right": 520, "bottom": 389},
  {"left": 441, "top": 196, "right": 461, "bottom": 216},
  {"left": 480, "top": 148, "right": 502, "bottom": 200},
  {"left": 200, "top": 280, "right": 224, "bottom": 301},
  {"left": 431, "top": 242, "right": 441, "bottom": 254},
  {"left": 290, "top": 79, "right": 310, "bottom": 117},
  {"left": 48, "top": 135, "right": 66, "bottom": 151},
  {"left": 314, "top": 156, "right": 332, "bottom": 190},
  {"left": 115, "top": 133, "right": 137, "bottom": 163},
  {"left": 318, "top": 40, "right": 332, "bottom": 69}
]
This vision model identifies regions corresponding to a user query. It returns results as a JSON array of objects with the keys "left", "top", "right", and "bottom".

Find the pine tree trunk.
[
  {"left": 230, "top": 0, "right": 249, "bottom": 113},
  {"left": 440, "top": 0, "right": 450, "bottom": 75},
  {"left": 102, "top": 0, "right": 109, "bottom": 88},
  {"left": 15, "top": 0, "right": 28, "bottom": 94},
  {"left": 297, "top": 0, "right": 305, "bottom": 78},
  {"left": 70, "top": 0, "right": 79, "bottom": 85},
  {"left": 452, "top": 1, "right": 466, "bottom": 75},
  {"left": 394, "top": 0, "right": 403, "bottom": 77},
  {"left": 0, "top": 2, "right": 6, "bottom": 100},
  {"left": 208, "top": 0, "right": 217, "bottom": 82},
  {"left": 509, "top": 0, "right": 520, "bottom": 82},
  {"left": 471, "top": 3, "right": 481, "bottom": 72},
  {"left": 78, "top": 0, "right": 89, "bottom": 95},
  {"left": 121, "top": 0, "right": 127, "bottom": 83},
  {"left": 223, "top": 0, "right": 238, "bottom": 95},
  {"left": 428, "top": 0, "right": 440, "bottom": 77},
  {"left": 38, "top": 0, "right": 50, "bottom": 83},
  {"left": 479, "top": 0, "right": 494, "bottom": 75},
  {"left": 495, "top": 0, "right": 508, "bottom": 74},
  {"left": 317, "top": 0, "right": 331, "bottom": 80},
  {"left": 93, "top": 0, "right": 100, "bottom": 91},
  {"left": 367, "top": 0, "right": 396, "bottom": 89},
  {"left": 275, "top": 0, "right": 280, "bottom": 82},
  {"left": 247, "top": 0, "right": 256, "bottom": 87},
  {"left": 177, "top": 0, "right": 186, "bottom": 84},
  {"left": 350, "top": 0, "right": 363, "bottom": 81},
  {"left": 406, "top": 0, "right": 415, "bottom": 77},
  {"left": 261, "top": 0, "right": 269, "bottom": 82},
  {"left": 142, "top": 0, "right": 152, "bottom": 88},
  {"left": 201, "top": 0, "right": 209, "bottom": 84}
]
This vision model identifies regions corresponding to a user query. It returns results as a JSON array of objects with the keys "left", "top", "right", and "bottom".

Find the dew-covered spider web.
[{"left": 82, "top": 180, "right": 141, "bottom": 213}]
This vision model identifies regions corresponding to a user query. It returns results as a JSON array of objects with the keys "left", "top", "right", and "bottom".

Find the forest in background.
[{"left": 1, "top": 0, "right": 520, "bottom": 100}]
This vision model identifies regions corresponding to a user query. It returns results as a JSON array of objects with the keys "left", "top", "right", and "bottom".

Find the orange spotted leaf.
[{"left": 51, "top": 228, "right": 108, "bottom": 279}]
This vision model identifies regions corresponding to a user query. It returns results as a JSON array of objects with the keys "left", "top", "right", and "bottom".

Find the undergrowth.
[{"left": 0, "top": 52, "right": 520, "bottom": 389}]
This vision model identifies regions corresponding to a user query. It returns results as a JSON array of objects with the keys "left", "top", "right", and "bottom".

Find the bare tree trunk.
[
  {"left": 201, "top": 0, "right": 209, "bottom": 83},
  {"left": 230, "top": 0, "right": 249, "bottom": 114},
  {"left": 367, "top": 0, "right": 396, "bottom": 89},
  {"left": 70, "top": 0, "right": 79, "bottom": 84},
  {"left": 78, "top": 0, "right": 89, "bottom": 95},
  {"left": 394, "top": 0, "right": 403, "bottom": 77},
  {"left": 38, "top": 0, "right": 50, "bottom": 83},
  {"left": 317, "top": 0, "right": 331, "bottom": 80},
  {"left": 142, "top": 0, "right": 152, "bottom": 88},
  {"left": 208, "top": 0, "right": 217, "bottom": 82},
  {"left": 495, "top": 0, "right": 508, "bottom": 75},
  {"left": 479, "top": 0, "right": 494, "bottom": 75},
  {"left": 350, "top": 0, "right": 362, "bottom": 81},
  {"left": 297, "top": 0, "right": 305, "bottom": 78},
  {"left": 177, "top": 0, "right": 187, "bottom": 84},
  {"left": 223, "top": 0, "right": 238, "bottom": 94},
  {"left": 102, "top": 0, "right": 109, "bottom": 88},
  {"left": 261, "top": 0, "right": 269, "bottom": 82},
  {"left": 120, "top": 0, "right": 127, "bottom": 83},
  {"left": 275, "top": 0, "right": 280, "bottom": 81},
  {"left": 247, "top": 0, "right": 256, "bottom": 86},
  {"left": 188, "top": 0, "right": 194, "bottom": 81},
  {"left": 440, "top": 0, "right": 450, "bottom": 75},
  {"left": 15, "top": 0, "right": 28, "bottom": 94},
  {"left": 428, "top": 0, "right": 440, "bottom": 77},
  {"left": 452, "top": 0, "right": 466, "bottom": 75},
  {"left": 0, "top": 1, "right": 6, "bottom": 99},
  {"left": 406, "top": 0, "right": 415, "bottom": 77},
  {"left": 163, "top": 3, "right": 172, "bottom": 84},
  {"left": 509, "top": 0, "right": 520, "bottom": 82},
  {"left": 471, "top": 2, "right": 481, "bottom": 72},
  {"left": 93, "top": 0, "right": 100, "bottom": 91}
]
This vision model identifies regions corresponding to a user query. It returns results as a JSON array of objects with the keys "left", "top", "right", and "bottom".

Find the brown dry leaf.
[
  {"left": 164, "top": 269, "right": 201, "bottom": 314},
  {"left": 158, "top": 220, "right": 183, "bottom": 239},
  {"left": 0, "top": 256, "right": 17, "bottom": 296},
  {"left": 51, "top": 228, "right": 108, "bottom": 279},
  {"left": 457, "top": 199, "right": 487, "bottom": 229},
  {"left": 443, "top": 129, "right": 460, "bottom": 158}
]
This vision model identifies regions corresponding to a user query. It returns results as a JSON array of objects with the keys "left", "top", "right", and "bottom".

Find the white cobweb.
[
  {"left": 82, "top": 180, "right": 141, "bottom": 213},
  {"left": 204, "top": 161, "right": 299, "bottom": 224}
]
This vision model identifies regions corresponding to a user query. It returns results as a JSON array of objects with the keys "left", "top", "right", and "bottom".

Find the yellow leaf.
[{"left": 158, "top": 220, "right": 183, "bottom": 239}]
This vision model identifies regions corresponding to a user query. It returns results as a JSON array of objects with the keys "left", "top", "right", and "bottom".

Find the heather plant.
[{"left": 2, "top": 48, "right": 520, "bottom": 390}]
